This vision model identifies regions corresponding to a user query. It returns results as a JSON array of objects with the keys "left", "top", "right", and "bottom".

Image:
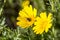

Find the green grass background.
[{"left": 0, "top": 0, "right": 60, "bottom": 40}]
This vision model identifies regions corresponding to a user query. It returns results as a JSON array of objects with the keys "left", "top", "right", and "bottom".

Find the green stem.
[
  {"left": 52, "top": 27, "right": 55, "bottom": 40},
  {"left": 29, "top": 37, "right": 31, "bottom": 40},
  {"left": 41, "top": 34, "right": 44, "bottom": 40}
]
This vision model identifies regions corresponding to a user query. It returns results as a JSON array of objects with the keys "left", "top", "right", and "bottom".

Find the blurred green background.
[{"left": 0, "top": 0, "right": 60, "bottom": 40}]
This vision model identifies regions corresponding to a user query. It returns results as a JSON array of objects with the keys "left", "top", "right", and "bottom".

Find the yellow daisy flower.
[
  {"left": 33, "top": 12, "right": 53, "bottom": 34},
  {"left": 17, "top": 5, "right": 37, "bottom": 28},
  {"left": 22, "top": 0, "right": 30, "bottom": 7}
]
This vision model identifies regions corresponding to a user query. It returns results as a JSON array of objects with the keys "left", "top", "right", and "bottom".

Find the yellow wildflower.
[
  {"left": 17, "top": 5, "right": 37, "bottom": 28},
  {"left": 22, "top": 0, "right": 30, "bottom": 7},
  {"left": 33, "top": 12, "right": 53, "bottom": 34}
]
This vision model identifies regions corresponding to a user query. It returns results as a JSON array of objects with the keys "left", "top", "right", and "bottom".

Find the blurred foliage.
[{"left": 0, "top": 0, "right": 60, "bottom": 40}]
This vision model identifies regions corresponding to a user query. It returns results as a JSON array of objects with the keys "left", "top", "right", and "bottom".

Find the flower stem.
[
  {"left": 52, "top": 27, "right": 55, "bottom": 40},
  {"left": 41, "top": 34, "right": 44, "bottom": 40}
]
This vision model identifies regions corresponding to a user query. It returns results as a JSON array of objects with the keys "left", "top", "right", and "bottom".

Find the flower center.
[{"left": 27, "top": 18, "right": 31, "bottom": 22}]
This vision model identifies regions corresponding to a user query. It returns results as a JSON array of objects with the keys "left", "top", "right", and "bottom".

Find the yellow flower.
[
  {"left": 33, "top": 12, "right": 53, "bottom": 34},
  {"left": 17, "top": 5, "right": 37, "bottom": 28},
  {"left": 22, "top": 0, "right": 30, "bottom": 7}
]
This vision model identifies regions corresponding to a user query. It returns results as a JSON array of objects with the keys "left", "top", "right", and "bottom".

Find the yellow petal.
[
  {"left": 40, "top": 12, "right": 47, "bottom": 19},
  {"left": 33, "top": 8, "right": 37, "bottom": 17},
  {"left": 22, "top": 0, "right": 30, "bottom": 7}
]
